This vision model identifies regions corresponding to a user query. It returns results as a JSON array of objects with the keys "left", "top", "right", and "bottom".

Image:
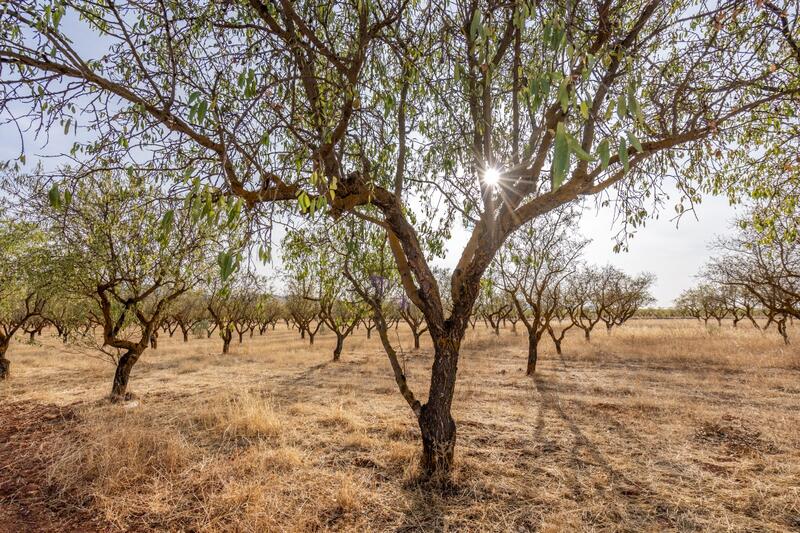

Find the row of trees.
[
  {"left": 677, "top": 214, "right": 800, "bottom": 344},
  {"left": 2, "top": 0, "right": 797, "bottom": 478}
]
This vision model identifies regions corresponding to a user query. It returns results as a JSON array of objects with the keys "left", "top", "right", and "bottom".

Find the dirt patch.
[
  {"left": 0, "top": 401, "right": 110, "bottom": 533},
  {"left": 693, "top": 415, "right": 779, "bottom": 456}
]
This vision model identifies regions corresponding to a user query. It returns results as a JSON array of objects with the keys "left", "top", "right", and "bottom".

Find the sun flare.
[{"left": 484, "top": 167, "right": 500, "bottom": 186}]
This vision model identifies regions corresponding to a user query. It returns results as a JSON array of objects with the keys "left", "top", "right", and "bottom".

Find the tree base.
[{"left": 0, "top": 358, "right": 10, "bottom": 381}]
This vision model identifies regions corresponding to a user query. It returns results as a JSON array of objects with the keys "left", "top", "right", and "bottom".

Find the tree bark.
[
  {"left": 308, "top": 331, "right": 316, "bottom": 345},
  {"left": 0, "top": 342, "right": 10, "bottom": 381},
  {"left": 413, "top": 331, "right": 421, "bottom": 349},
  {"left": 182, "top": 329, "right": 189, "bottom": 342},
  {"left": 527, "top": 331, "right": 539, "bottom": 375},
  {"left": 333, "top": 333, "right": 344, "bottom": 361},
  {"left": 222, "top": 335, "right": 231, "bottom": 353},
  {"left": 111, "top": 349, "right": 141, "bottom": 400},
  {"left": 418, "top": 339, "right": 459, "bottom": 478},
  {"left": 553, "top": 338, "right": 562, "bottom": 355}
]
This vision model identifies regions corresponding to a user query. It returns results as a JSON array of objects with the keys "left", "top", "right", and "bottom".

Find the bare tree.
[{"left": 496, "top": 209, "right": 587, "bottom": 374}]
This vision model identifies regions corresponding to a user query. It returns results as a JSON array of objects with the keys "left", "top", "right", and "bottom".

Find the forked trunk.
[
  {"left": 182, "top": 328, "right": 189, "bottom": 342},
  {"left": 333, "top": 333, "right": 344, "bottom": 361},
  {"left": 111, "top": 348, "right": 142, "bottom": 400},
  {"left": 308, "top": 331, "right": 316, "bottom": 345},
  {"left": 413, "top": 331, "right": 421, "bottom": 349},
  {"left": 418, "top": 338, "right": 459, "bottom": 478},
  {"left": 527, "top": 331, "right": 539, "bottom": 375},
  {"left": 222, "top": 330, "right": 232, "bottom": 354}
]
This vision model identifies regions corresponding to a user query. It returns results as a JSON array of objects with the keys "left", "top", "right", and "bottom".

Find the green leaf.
[
  {"left": 567, "top": 133, "right": 594, "bottom": 161},
  {"left": 580, "top": 100, "right": 589, "bottom": 120},
  {"left": 470, "top": 9, "right": 481, "bottom": 40},
  {"left": 48, "top": 183, "right": 61, "bottom": 210},
  {"left": 552, "top": 122, "right": 570, "bottom": 189},
  {"left": 558, "top": 79, "right": 569, "bottom": 113},
  {"left": 626, "top": 131, "right": 643, "bottom": 153},
  {"left": 616, "top": 94, "right": 627, "bottom": 120},
  {"left": 598, "top": 138, "right": 610, "bottom": 170},
  {"left": 619, "top": 137, "right": 629, "bottom": 172}
]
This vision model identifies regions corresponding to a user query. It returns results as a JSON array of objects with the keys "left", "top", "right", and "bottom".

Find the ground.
[{"left": 1, "top": 320, "right": 799, "bottom": 532}]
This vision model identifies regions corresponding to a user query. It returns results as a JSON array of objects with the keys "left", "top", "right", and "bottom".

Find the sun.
[{"left": 484, "top": 167, "right": 500, "bottom": 187}]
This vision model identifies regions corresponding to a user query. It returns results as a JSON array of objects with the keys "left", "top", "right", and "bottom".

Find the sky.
[
  {"left": 1, "top": 13, "right": 741, "bottom": 309},
  {"left": 440, "top": 189, "right": 739, "bottom": 307}
]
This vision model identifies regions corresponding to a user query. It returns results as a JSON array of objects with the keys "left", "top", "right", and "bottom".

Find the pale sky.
[
  {"left": 440, "top": 189, "right": 738, "bottom": 307},
  {"left": 1, "top": 13, "right": 738, "bottom": 308}
]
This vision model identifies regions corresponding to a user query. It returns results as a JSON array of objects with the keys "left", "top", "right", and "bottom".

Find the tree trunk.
[
  {"left": 553, "top": 338, "right": 562, "bottom": 355},
  {"left": 527, "top": 331, "right": 539, "bottom": 375},
  {"left": 308, "top": 331, "right": 315, "bottom": 345},
  {"left": 182, "top": 328, "right": 189, "bottom": 342},
  {"left": 222, "top": 332, "right": 232, "bottom": 354},
  {"left": 29, "top": 331, "right": 35, "bottom": 343},
  {"left": 366, "top": 327, "right": 372, "bottom": 339},
  {"left": 0, "top": 342, "right": 10, "bottom": 381},
  {"left": 238, "top": 331, "right": 244, "bottom": 344},
  {"left": 111, "top": 349, "right": 141, "bottom": 400},
  {"left": 300, "top": 328, "right": 306, "bottom": 339},
  {"left": 150, "top": 333, "right": 158, "bottom": 349},
  {"left": 418, "top": 339, "right": 459, "bottom": 478},
  {"left": 413, "top": 331, "right": 421, "bottom": 349},
  {"left": 333, "top": 333, "right": 344, "bottom": 362},
  {"left": 584, "top": 329, "right": 591, "bottom": 342}
]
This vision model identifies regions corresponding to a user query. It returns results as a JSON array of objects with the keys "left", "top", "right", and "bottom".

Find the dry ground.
[{"left": 1, "top": 320, "right": 799, "bottom": 532}]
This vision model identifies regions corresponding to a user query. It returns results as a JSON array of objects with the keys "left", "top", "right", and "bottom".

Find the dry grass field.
[{"left": 1, "top": 320, "right": 799, "bottom": 532}]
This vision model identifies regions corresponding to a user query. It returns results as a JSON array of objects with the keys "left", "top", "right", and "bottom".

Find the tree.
[
  {"left": 496, "top": 208, "right": 587, "bottom": 374},
  {"left": 598, "top": 269, "right": 656, "bottom": 332},
  {"left": 254, "top": 292, "right": 283, "bottom": 335},
  {"left": 0, "top": 217, "right": 50, "bottom": 379},
  {"left": 171, "top": 291, "right": 208, "bottom": 342},
  {"left": 32, "top": 171, "right": 223, "bottom": 400},
  {"left": 676, "top": 284, "right": 729, "bottom": 327},
  {"left": 3, "top": 0, "right": 798, "bottom": 477},
  {"left": 705, "top": 215, "right": 799, "bottom": 343},
  {"left": 284, "top": 277, "right": 322, "bottom": 345},
  {"left": 477, "top": 279, "right": 512, "bottom": 336}
]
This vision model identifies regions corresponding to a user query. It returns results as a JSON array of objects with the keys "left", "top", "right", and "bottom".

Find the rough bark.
[
  {"left": 111, "top": 349, "right": 141, "bottom": 400},
  {"left": 333, "top": 333, "right": 344, "bottom": 361},
  {"left": 418, "top": 338, "right": 459, "bottom": 477},
  {"left": 0, "top": 342, "right": 10, "bottom": 380},
  {"left": 527, "top": 331, "right": 539, "bottom": 375}
]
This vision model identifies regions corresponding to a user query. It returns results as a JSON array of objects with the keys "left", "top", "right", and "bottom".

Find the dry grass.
[{"left": 1, "top": 319, "right": 800, "bottom": 531}]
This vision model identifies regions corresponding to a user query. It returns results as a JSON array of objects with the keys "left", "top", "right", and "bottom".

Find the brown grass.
[{"left": 1, "top": 319, "right": 800, "bottom": 531}]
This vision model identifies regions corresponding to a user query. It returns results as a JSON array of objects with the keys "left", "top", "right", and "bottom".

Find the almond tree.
[
  {"left": 0, "top": 217, "right": 50, "bottom": 379},
  {"left": 598, "top": 269, "right": 656, "bottom": 332},
  {"left": 496, "top": 209, "right": 588, "bottom": 374},
  {"left": 29, "top": 171, "right": 224, "bottom": 400},
  {"left": 706, "top": 214, "right": 799, "bottom": 343},
  {"left": 171, "top": 291, "right": 208, "bottom": 342},
  {"left": 3, "top": 0, "right": 798, "bottom": 477}
]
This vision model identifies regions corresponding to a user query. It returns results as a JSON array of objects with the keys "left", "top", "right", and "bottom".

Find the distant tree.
[
  {"left": 496, "top": 209, "right": 587, "bottom": 374},
  {"left": 0, "top": 218, "right": 50, "bottom": 379},
  {"left": 171, "top": 291, "right": 208, "bottom": 342},
  {"left": 478, "top": 278, "right": 512, "bottom": 336},
  {"left": 706, "top": 215, "right": 799, "bottom": 343},
  {"left": 675, "top": 284, "right": 729, "bottom": 327},
  {"left": 598, "top": 269, "right": 656, "bottom": 332}
]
